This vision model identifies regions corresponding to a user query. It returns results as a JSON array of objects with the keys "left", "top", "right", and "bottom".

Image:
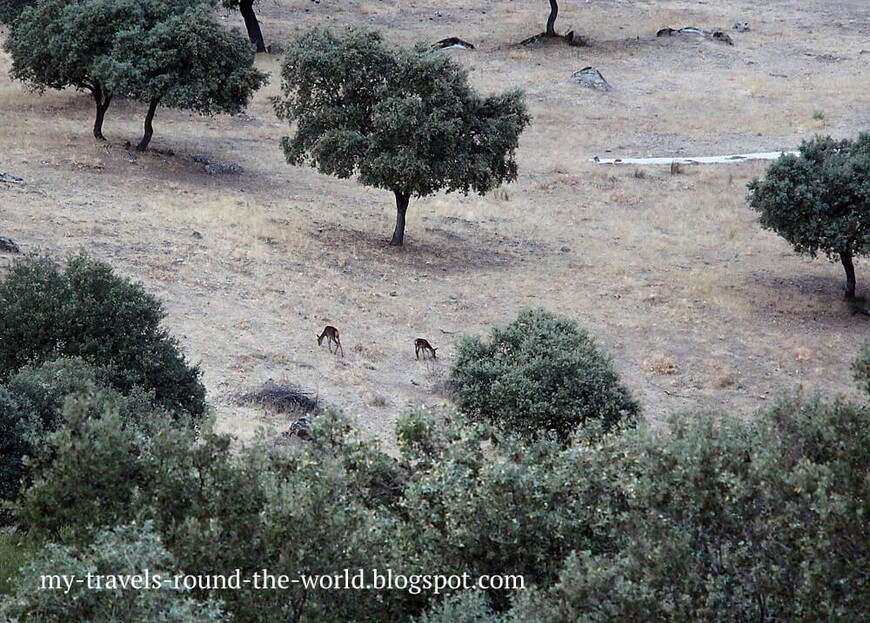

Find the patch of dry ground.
[{"left": 1, "top": 0, "right": 868, "bottom": 447}]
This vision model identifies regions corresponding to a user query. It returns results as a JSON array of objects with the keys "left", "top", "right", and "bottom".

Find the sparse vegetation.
[
  {"left": 450, "top": 308, "right": 639, "bottom": 442},
  {"left": 274, "top": 26, "right": 530, "bottom": 246}
]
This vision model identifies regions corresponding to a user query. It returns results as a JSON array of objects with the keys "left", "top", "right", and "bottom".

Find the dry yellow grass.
[{"left": 1, "top": 0, "right": 868, "bottom": 446}]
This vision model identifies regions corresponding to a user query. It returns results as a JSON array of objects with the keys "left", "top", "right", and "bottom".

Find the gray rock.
[
  {"left": 572, "top": 67, "right": 613, "bottom": 91},
  {"left": 432, "top": 37, "right": 475, "bottom": 50},
  {"left": 205, "top": 163, "right": 224, "bottom": 175},
  {"left": 0, "top": 237, "right": 21, "bottom": 253},
  {"left": 733, "top": 21, "right": 750, "bottom": 32},
  {"left": 0, "top": 172, "right": 24, "bottom": 184}
]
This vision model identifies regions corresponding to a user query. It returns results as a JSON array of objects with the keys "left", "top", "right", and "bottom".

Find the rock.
[
  {"left": 205, "top": 163, "right": 224, "bottom": 175},
  {"left": 657, "top": 26, "right": 735, "bottom": 45},
  {"left": 733, "top": 21, "right": 750, "bottom": 32},
  {"left": 572, "top": 67, "right": 613, "bottom": 91},
  {"left": 0, "top": 172, "right": 24, "bottom": 184},
  {"left": 289, "top": 416, "right": 311, "bottom": 440},
  {"left": 0, "top": 237, "right": 21, "bottom": 253},
  {"left": 192, "top": 231, "right": 203, "bottom": 239},
  {"left": 711, "top": 31, "right": 734, "bottom": 45},
  {"left": 225, "top": 163, "right": 244, "bottom": 174},
  {"left": 266, "top": 42, "right": 284, "bottom": 55},
  {"left": 432, "top": 37, "right": 475, "bottom": 50},
  {"left": 192, "top": 154, "right": 210, "bottom": 164},
  {"left": 564, "top": 31, "right": 588, "bottom": 47}
]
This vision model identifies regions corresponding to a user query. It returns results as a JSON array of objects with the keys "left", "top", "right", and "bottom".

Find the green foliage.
[
  {"left": 4, "top": 0, "right": 253, "bottom": 143},
  {"left": 747, "top": 134, "right": 870, "bottom": 297},
  {"left": 397, "top": 410, "right": 627, "bottom": 612},
  {"left": 0, "top": 0, "right": 35, "bottom": 24},
  {"left": 16, "top": 395, "right": 186, "bottom": 541},
  {"left": 94, "top": 2, "right": 267, "bottom": 148},
  {"left": 0, "top": 254, "right": 206, "bottom": 420},
  {"left": 450, "top": 308, "right": 639, "bottom": 442},
  {"left": 1, "top": 522, "right": 226, "bottom": 621},
  {"left": 0, "top": 529, "right": 36, "bottom": 596},
  {"left": 416, "top": 591, "right": 501, "bottom": 623},
  {"left": 0, "top": 388, "right": 35, "bottom": 524},
  {"left": 274, "top": 26, "right": 530, "bottom": 244},
  {"left": 509, "top": 398, "right": 870, "bottom": 622},
  {"left": 854, "top": 343, "right": 870, "bottom": 397}
]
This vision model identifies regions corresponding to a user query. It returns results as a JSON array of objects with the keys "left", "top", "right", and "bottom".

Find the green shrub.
[
  {"left": 16, "top": 394, "right": 184, "bottom": 542},
  {"left": 450, "top": 308, "right": 639, "bottom": 442},
  {"left": 0, "top": 254, "right": 206, "bottom": 421},
  {"left": 0, "top": 388, "right": 36, "bottom": 524},
  {"left": 854, "top": 343, "right": 870, "bottom": 396},
  {"left": 509, "top": 397, "right": 870, "bottom": 622},
  {"left": 1, "top": 522, "right": 226, "bottom": 622},
  {"left": 0, "top": 529, "right": 36, "bottom": 596}
]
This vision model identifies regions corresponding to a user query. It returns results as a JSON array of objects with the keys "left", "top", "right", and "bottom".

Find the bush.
[
  {"left": 854, "top": 343, "right": 870, "bottom": 396},
  {"left": 450, "top": 308, "right": 639, "bottom": 442},
  {"left": 0, "top": 254, "right": 206, "bottom": 421},
  {"left": 509, "top": 397, "right": 870, "bottom": 622},
  {"left": 0, "top": 388, "right": 35, "bottom": 524},
  {"left": 1, "top": 522, "right": 226, "bottom": 622}
]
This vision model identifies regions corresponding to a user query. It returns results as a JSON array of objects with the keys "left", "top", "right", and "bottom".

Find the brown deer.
[
  {"left": 317, "top": 325, "right": 344, "bottom": 357},
  {"left": 415, "top": 338, "right": 437, "bottom": 360}
]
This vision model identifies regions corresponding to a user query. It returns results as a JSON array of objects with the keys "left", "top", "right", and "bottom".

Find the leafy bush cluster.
[
  {"left": 2, "top": 257, "right": 869, "bottom": 622},
  {"left": 451, "top": 308, "right": 639, "bottom": 442},
  {"left": 0, "top": 254, "right": 205, "bottom": 419},
  {"left": 5, "top": 392, "right": 870, "bottom": 621},
  {"left": 0, "top": 255, "right": 204, "bottom": 523}
]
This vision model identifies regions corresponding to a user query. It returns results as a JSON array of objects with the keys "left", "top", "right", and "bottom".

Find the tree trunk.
[
  {"left": 91, "top": 87, "right": 112, "bottom": 140},
  {"left": 136, "top": 98, "right": 159, "bottom": 152},
  {"left": 390, "top": 192, "right": 410, "bottom": 247},
  {"left": 239, "top": 0, "right": 266, "bottom": 53},
  {"left": 840, "top": 251, "right": 857, "bottom": 300},
  {"left": 546, "top": 0, "right": 559, "bottom": 36}
]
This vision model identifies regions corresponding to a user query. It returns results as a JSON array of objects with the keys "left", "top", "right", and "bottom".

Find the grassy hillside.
[{"left": 1, "top": 0, "right": 868, "bottom": 446}]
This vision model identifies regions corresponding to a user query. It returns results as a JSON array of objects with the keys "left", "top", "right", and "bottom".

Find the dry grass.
[{"left": 2, "top": 0, "right": 869, "bottom": 448}]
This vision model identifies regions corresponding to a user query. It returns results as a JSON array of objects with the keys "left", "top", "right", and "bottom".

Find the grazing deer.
[
  {"left": 317, "top": 325, "right": 344, "bottom": 357},
  {"left": 415, "top": 338, "right": 437, "bottom": 360}
]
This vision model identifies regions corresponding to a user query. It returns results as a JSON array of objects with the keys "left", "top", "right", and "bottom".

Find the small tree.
[
  {"left": 451, "top": 308, "right": 639, "bottom": 442},
  {"left": 4, "top": 0, "right": 213, "bottom": 141},
  {"left": 747, "top": 134, "right": 870, "bottom": 300},
  {"left": 95, "top": 4, "right": 267, "bottom": 150},
  {"left": 274, "top": 27, "right": 530, "bottom": 246}
]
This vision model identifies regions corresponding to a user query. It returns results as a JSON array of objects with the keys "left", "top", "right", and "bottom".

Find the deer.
[
  {"left": 317, "top": 325, "right": 344, "bottom": 357},
  {"left": 415, "top": 338, "right": 437, "bottom": 360}
]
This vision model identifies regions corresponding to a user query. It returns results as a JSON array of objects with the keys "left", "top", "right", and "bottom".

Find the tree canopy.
[
  {"left": 5, "top": 0, "right": 263, "bottom": 147},
  {"left": 274, "top": 27, "right": 530, "bottom": 246},
  {"left": 95, "top": 4, "right": 267, "bottom": 150},
  {"left": 747, "top": 134, "right": 870, "bottom": 300}
]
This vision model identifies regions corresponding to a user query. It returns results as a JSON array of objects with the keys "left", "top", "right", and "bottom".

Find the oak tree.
[
  {"left": 95, "top": 4, "right": 267, "bottom": 150},
  {"left": 274, "top": 27, "right": 530, "bottom": 246},
  {"left": 4, "top": 0, "right": 200, "bottom": 140},
  {"left": 748, "top": 134, "right": 870, "bottom": 300}
]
